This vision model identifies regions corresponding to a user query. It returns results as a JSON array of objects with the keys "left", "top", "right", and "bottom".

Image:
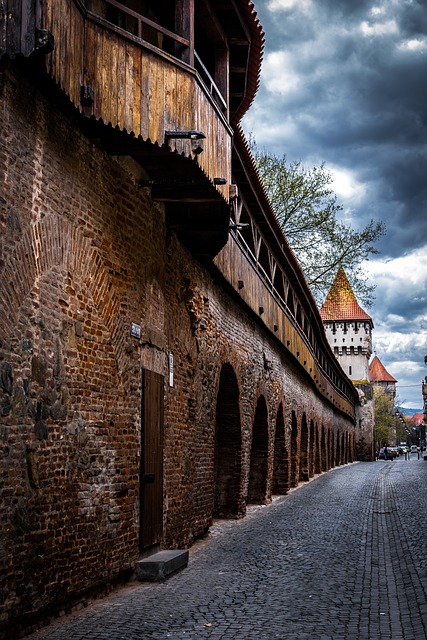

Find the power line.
[{"left": 396, "top": 384, "right": 422, "bottom": 388}]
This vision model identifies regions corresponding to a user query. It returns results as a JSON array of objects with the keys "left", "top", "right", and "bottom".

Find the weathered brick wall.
[
  {"left": 162, "top": 244, "right": 354, "bottom": 546},
  {"left": 0, "top": 65, "right": 356, "bottom": 636},
  {"left": 0, "top": 65, "right": 165, "bottom": 634}
]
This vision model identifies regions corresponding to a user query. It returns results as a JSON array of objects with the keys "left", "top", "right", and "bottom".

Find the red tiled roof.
[
  {"left": 369, "top": 356, "right": 397, "bottom": 383},
  {"left": 319, "top": 267, "right": 373, "bottom": 323}
]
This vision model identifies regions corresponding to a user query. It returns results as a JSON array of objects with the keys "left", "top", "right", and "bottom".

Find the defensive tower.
[{"left": 320, "top": 267, "right": 373, "bottom": 382}]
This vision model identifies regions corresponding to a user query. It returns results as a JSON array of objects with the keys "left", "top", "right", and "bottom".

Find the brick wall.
[{"left": 0, "top": 64, "right": 356, "bottom": 637}]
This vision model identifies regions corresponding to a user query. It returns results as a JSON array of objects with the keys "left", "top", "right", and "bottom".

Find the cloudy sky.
[{"left": 242, "top": 0, "right": 427, "bottom": 410}]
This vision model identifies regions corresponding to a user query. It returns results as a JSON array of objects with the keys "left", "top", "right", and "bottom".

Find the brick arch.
[
  {"left": 320, "top": 425, "right": 327, "bottom": 471},
  {"left": 290, "top": 410, "right": 299, "bottom": 487},
  {"left": 308, "top": 418, "right": 315, "bottom": 478},
  {"left": 0, "top": 216, "right": 126, "bottom": 372},
  {"left": 247, "top": 394, "right": 269, "bottom": 504},
  {"left": 314, "top": 422, "right": 321, "bottom": 474},
  {"left": 213, "top": 362, "right": 244, "bottom": 518},
  {"left": 349, "top": 431, "right": 355, "bottom": 461},
  {"left": 272, "top": 401, "right": 289, "bottom": 495},
  {"left": 341, "top": 431, "right": 346, "bottom": 464},
  {"left": 299, "top": 412, "right": 309, "bottom": 482},
  {"left": 329, "top": 429, "right": 335, "bottom": 468}
]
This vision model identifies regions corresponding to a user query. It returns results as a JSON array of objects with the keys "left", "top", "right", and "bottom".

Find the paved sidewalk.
[{"left": 25, "top": 458, "right": 427, "bottom": 639}]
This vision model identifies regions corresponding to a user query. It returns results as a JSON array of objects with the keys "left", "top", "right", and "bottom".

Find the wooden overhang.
[
  {"left": 79, "top": 119, "right": 233, "bottom": 260},
  {"left": 232, "top": 126, "right": 319, "bottom": 317},
  {"left": 213, "top": 1, "right": 264, "bottom": 125},
  {"left": 0, "top": 0, "right": 264, "bottom": 261}
]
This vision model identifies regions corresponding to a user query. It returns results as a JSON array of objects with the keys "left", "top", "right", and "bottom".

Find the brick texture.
[{"left": 0, "top": 65, "right": 356, "bottom": 637}]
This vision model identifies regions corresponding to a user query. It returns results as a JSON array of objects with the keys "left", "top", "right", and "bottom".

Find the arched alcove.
[
  {"left": 299, "top": 413, "right": 309, "bottom": 481},
  {"left": 290, "top": 411, "right": 299, "bottom": 487},
  {"left": 272, "top": 402, "right": 289, "bottom": 494},
  {"left": 214, "top": 363, "right": 243, "bottom": 518},
  {"left": 247, "top": 395, "right": 269, "bottom": 504},
  {"left": 321, "top": 425, "right": 327, "bottom": 472}
]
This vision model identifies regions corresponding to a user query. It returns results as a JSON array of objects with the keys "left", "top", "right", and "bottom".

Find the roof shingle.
[
  {"left": 319, "top": 267, "right": 373, "bottom": 323},
  {"left": 369, "top": 356, "right": 397, "bottom": 383}
]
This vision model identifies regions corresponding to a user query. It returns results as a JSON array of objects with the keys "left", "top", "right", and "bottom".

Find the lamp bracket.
[{"left": 165, "top": 130, "right": 206, "bottom": 141}]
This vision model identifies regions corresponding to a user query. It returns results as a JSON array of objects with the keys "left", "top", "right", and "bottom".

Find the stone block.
[{"left": 135, "top": 550, "right": 189, "bottom": 582}]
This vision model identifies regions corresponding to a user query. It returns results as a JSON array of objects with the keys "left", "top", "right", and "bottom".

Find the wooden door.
[{"left": 140, "top": 369, "right": 164, "bottom": 551}]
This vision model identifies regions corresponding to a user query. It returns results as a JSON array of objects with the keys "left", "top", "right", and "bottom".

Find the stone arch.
[
  {"left": 272, "top": 401, "right": 289, "bottom": 495},
  {"left": 247, "top": 394, "right": 269, "bottom": 504},
  {"left": 299, "top": 412, "right": 309, "bottom": 482},
  {"left": 214, "top": 363, "right": 243, "bottom": 518}
]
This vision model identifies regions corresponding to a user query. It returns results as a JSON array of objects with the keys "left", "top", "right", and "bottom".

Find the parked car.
[
  {"left": 410, "top": 445, "right": 419, "bottom": 453},
  {"left": 378, "top": 448, "right": 394, "bottom": 460}
]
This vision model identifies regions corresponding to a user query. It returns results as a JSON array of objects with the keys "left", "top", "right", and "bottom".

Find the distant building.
[
  {"left": 320, "top": 267, "right": 375, "bottom": 460},
  {"left": 411, "top": 413, "right": 425, "bottom": 427},
  {"left": 369, "top": 356, "right": 397, "bottom": 401}
]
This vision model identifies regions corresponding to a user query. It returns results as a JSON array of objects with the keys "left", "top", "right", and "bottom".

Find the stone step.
[{"left": 135, "top": 550, "right": 189, "bottom": 582}]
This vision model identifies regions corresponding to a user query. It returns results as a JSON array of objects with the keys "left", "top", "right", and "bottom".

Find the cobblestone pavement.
[{"left": 25, "top": 457, "right": 427, "bottom": 640}]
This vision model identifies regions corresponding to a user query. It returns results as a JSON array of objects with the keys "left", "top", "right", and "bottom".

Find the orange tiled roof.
[
  {"left": 319, "top": 267, "right": 372, "bottom": 322},
  {"left": 369, "top": 356, "right": 397, "bottom": 383}
]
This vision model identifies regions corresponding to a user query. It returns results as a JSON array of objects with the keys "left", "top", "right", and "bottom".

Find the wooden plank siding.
[
  {"left": 214, "top": 234, "right": 356, "bottom": 420},
  {"left": 39, "top": 0, "right": 232, "bottom": 198}
]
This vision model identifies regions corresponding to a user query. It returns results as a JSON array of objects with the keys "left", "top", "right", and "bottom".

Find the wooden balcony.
[
  {"left": 214, "top": 128, "right": 358, "bottom": 419},
  {"left": 1, "top": 0, "right": 263, "bottom": 259}
]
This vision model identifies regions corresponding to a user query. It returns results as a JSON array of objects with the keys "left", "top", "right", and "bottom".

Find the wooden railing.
[
  {"left": 194, "top": 51, "right": 227, "bottom": 116},
  {"left": 87, "top": 0, "right": 226, "bottom": 114},
  {"left": 102, "top": 0, "right": 190, "bottom": 47},
  {"left": 217, "top": 220, "right": 355, "bottom": 415}
]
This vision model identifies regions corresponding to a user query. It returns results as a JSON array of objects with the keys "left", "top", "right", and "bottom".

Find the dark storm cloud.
[
  {"left": 245, "top": 0, "right": 427, "bottom": 407},
  {"left": 245, "top": 0, "right": 427, "bottom": 258}
]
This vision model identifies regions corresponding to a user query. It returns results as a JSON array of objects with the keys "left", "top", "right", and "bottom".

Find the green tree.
[
  {"left": 252, "top": 147, "right": 385, "bottom": 307},
  {"left": 394, "top": 410, "right": 411, "bottom": 445},
  {"left": 373, "top": 386, "right": 395, "bottom": 451}
]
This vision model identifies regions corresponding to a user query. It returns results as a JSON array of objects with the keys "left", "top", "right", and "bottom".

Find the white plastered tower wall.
[{"left": 323, "top": 319, "right": 372, "bottom": 381}]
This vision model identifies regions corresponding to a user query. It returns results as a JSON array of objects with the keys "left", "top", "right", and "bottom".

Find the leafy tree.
[
  {"left": 373, "top": 386, "right": 395, "bottom": 450},
  {"left": 394, "top": 409, "right": 412, "bottom": 445},
  {"left": 252, "top": 146, "right": 385, "bottom": 307}
]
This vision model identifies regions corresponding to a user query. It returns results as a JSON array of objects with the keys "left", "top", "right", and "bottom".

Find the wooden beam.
[{"left": 175, "top": 0, "right": 194, "bottom": 65}]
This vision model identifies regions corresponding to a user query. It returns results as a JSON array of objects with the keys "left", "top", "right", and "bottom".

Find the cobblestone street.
[{"left": 25, "top": 458, "right": 427, "bottom": 640}]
